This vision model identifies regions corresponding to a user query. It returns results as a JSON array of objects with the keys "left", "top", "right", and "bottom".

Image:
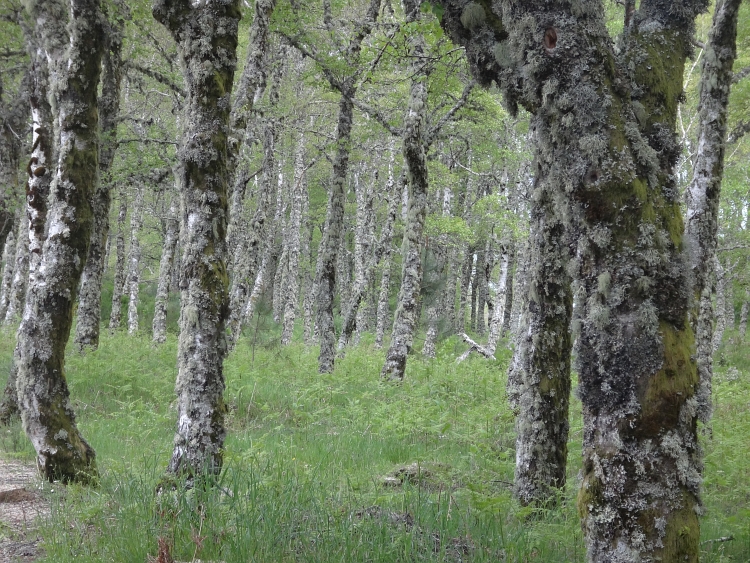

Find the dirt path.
[{"left": 0, "top": 457, "right": 47, "bottom": 563}]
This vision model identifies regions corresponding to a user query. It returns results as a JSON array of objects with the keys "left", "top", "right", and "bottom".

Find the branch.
[
  {"left": 124, "top": 60, "right": 185, "bottom": 97},
  {"left": 424, "top": 80, "right": 476, "bottom": 148},
  {"left": 727, "top": 120, "right": 750, "bottom": 145},
  {"left": 116, "top": 138, "right": 178, "bottom": 146},
  {"left": 456, "top": 333, "right": 496, "bottom": 363},
  {"left": 350, "top": 97, "right": 402, "bottom": 137},
  {"left": 732, "top": 65, "right": 750, "bottom": 84}
]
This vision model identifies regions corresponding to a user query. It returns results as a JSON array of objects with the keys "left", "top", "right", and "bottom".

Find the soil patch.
[{"left": 0, "top": 457, "right": 48, "bottom": 563}]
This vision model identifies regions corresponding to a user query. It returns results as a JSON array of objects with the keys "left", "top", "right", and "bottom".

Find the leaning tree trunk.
[
  {"left": 152, "top": 197, "right": 179, "bottom": 344},
  {"left": 684, "top": 0, "right": 741, "bottom": 423},
  {"left": 153, "top": 0, "right": 240, "bottom": 477},
  {"left": 381, "top": 2, "right": 428, "bottom": 380},
  {"left": 14, "top": 0, "right": 104, "bottom": 483},
  {"left": 0, "top": 46, "right": 55, "bottom": 423},
  {"left": 108, "top": 194, "right": 127, "bottom": 330},
  {"left": 74, "top": 15, "right": 124, "bottom": 351},
  {"left": 437, "top": 1, "right": 707, "bottom": 559},
  {"left": 126, "top": 185, "right": 144, "bottom": 335}
]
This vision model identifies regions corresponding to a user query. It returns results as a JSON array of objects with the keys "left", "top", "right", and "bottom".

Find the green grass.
[{"left": 1, "top": 322, "right": 749, "bottom": 562}]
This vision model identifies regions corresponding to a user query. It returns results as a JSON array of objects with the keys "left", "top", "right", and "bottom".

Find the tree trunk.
[
  {"left": 227, "top": 119, "right": 277, "bottom": 349},
  {"left": 0, "top": 44, "right": 55, "bottom": 423},
  {"left": 126, "top": 185, "right": 144, "bottom": 335},
  {"left": 15, "top": 0, "right": 105, "bottom": 483},
  {"left": 684, "top": 0, "right": 741, "bottom": 422},
  {"left": 505, "top": 178, "right": 573, "bottom": 505},
  {"left": 4, "top": 218, "right": 29, "bottom": 325},
  {"left": 74, "top": 14, "right": 124, "bottom": 351},
  {"left": 108, "top": 194, "right": 127, "bottom": 330},
  {"left": 281, "top": 131, "right": 307, "bottom": 346},
  {"left": 501, "top": 243, "right": 515, "bottom": 336},
  {"left": 152, "top": 197, "right": 179, "bottom": 344},
  {"left": 0, "top": 230, "right": 15, "bottom": 321},
  {"left": 381, "top": 1, "right": 428, "bottom": 380},
  {"left": 456, "top": 245, "right": 473, "bottom": 334},
  {"left": 712, "top": 257, "right": 726, "bottom": 352},
  {"left": 739, "top": 299, "right": 748, "bottom": 340},
  {"left": 315, "top": 94, "right": 355, "bottom": 373},
  {"left": 438, "top": 1, "right": 706, "bottom": 559},
  {"left": 374, "top": 165, "right": 401, "bottom": 349},
  {"left": 153, "top": 0, "right": 240, "bottom": 477}
]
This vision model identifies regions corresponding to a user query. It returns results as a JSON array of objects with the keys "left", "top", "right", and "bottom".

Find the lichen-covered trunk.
[
  {"left": 501, "top": 243, "right": 515, "bottom": 336},
  {"left": 74, "top": 16, "right": 124, "bottom": 351},
  {"left": 153, "top": 0, "right": 240, "bottom": 477},
  {"left": 152, "top": 198, "right": 179, "bottom": 344},
  {"left": 739, "top": 300, "right": 748, "bottom": 340},
  {"left": 227, "top": 120, "right": 276, "bottom": 349},
  {"left": 15, "top": 0, "right": 105, "bottom": 482},
  {"left": 456, "top": 245, "right": 473, "bottom": 334},
  {"left": 338, "top": 168, "right": 377, "bottom": 352},
  {"left": 126, "top": 185, "right": 144, "bottom": 335},
  {"left": 0, "top": 230, "right": 15, "bottom": 321},
  {"left": 684, "top": 0, "right": 741, "bottom": 422},
  {"left": 373, "top": 160, "right": 400, "bottom": 349},
  {"left": 506, "top": 176, "right": 573, "bottom": 505},
  {"left": 108, "top": 195, "right": 127, "bottom": 330},
  {"left": 281, "top": 132, "right": 306, "bottom": 346},
  {"left": 1, "top": 56, "right": 55, "bottom": 421},
  {"left": 381, "top": 12, "right": 428, "bottom": 381},
  {"left": 315, "top": 94, "right": 354, "bottom": 373},
  {"left": 712, "top": 257, "right": 726, "bottom": 352},
  {"left": 474, "top": 244, "right": 488, "bottom": 335},
  {"left": 437, "top": 1, "right": 707, "bottom": 559},
  {"left": 3, "top": 219, "right": 28, "bottom": 325}
]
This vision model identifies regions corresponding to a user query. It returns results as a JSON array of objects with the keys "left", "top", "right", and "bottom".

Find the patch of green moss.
[
  {"left": 658, "top": 491, "right": 700, "bottom": 563},
  {"left": 637, "top": 320, "right": 697, "bottom": 438}
]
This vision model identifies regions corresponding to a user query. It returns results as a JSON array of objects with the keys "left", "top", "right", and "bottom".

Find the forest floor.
[
  {"left": 0, "top": 456, "right": 47, "bottom": 563},
  {"left": 0, "top": 326, "right": 748, "bottom": 562}
]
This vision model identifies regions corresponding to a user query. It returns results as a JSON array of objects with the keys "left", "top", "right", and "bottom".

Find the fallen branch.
[
  {"left": 456, "top": 333, "right": 495, "bottom": 363},
  {"left": 701, "top": 536, "right": 734, "bottom": 545}
]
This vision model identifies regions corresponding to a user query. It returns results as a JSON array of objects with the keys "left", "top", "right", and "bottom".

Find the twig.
[{"left": 701, "top": 535, "right": 734, "bottom": 545}]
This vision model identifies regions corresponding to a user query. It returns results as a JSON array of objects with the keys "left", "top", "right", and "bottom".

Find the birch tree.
[
  {"left": 152, "top": 0, "right": 240, "bottom": 477},
  {"left": 14, "top": 0, "right": 105, "bottom": 482}
]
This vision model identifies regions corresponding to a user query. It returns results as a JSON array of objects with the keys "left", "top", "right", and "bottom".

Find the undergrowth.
[{"left": 0, "top": 322, "right": 748, "bottom": 562}]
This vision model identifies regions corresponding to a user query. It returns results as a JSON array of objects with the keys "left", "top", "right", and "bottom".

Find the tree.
[
  {"left": 14, "top": 0, "right": 105, "bottom": 482},
  {"left": 436, "top": 0, "right": 707, "bottom": 560},
  {"left": 152, "top": 0, "right": 241, "bottom": 477}
]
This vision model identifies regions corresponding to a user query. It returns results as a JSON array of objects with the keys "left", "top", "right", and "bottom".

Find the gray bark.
[
  {"left": 126, "top": 185, "right": 144, "bottom": 335},
  {"left": 281, "top": 131, "right": 307, "bottom": 346},
  {"left": 15, "top": 0, "right": 105, "bottom": 482},
  {"left": 374, "top": 166, "right": 401, "bottom": 349},
  {"left": 152, "top": 197, "right": 179, "bottom": 344},
  {"left": 739, "top": 299, "right": 748, "bottom": 340},
  {"left": 438, "top": 0, "right": 706, "bottom": 559},
  {"left": 381, "top": 1, "right": 428, "bottom": 380},
  {"left": 153, "top": 0, "right": 241, "bottom": 477},
  {"left": 684, "top": 0, "right": 741, "bottom": 423},
  {"left": 0, "top": 230, "right": 15, "bottom": 321},
  {"left": 108, "top": 194, "right": 127, "bottom": 330},
  {"left": 227, "top": 119, "right": 277, "bottom": 349},
  {"left": 74, "top": 12, "right": 124, "bottom": 351},
  {"left": 712, "top": 257, "right": 726, "bottom": 352},
  {"left": 3, "top": 219, "right": 28, "bottom": 325}
]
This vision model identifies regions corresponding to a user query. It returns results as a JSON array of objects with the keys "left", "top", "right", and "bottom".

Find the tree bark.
[
  {"left": 126, "top": 185, "right": 144, "bottom": 335},
  {"left": 15, "top": 0, "right": 105, "bottom": 482},
  {"left": 3, "top": 218, "right": 28, "bottom": 324},
  {"left": 281, "top": 131, "right": 307, "bottom": 346},
  {"left": 684, "top": 0, "right": 741, "bottom": 423},
  {"left": 153, "top": 0, "right": 241, "bottom": 477},
  {"left": 381, "top": 0, "right": 429, "bottom": 380},
  {"left": 374, "top": 163, "right": 400, "bottom": 349},
  {"left": 74, "top": 11, "right": 124, "bottom": 351},
  {"left": 0, "top": 230, "right": 15, "bottom": 322},
  {"left": 437, "top": 0, "right": 707, "bottom": 559},
  {"left": 108, "top": 194, "right": 127, "bottom": 330},
  {"left": 152, "top": 197, "right": 179, "bottom": 344}
]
